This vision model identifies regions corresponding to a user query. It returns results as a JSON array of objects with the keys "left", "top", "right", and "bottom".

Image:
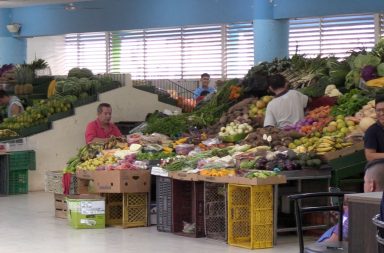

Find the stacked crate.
[
  {"left": 227, "top": 184, "right": 273, "bottom": 249},
  {"left": 204, "top": 182, "right": 227, "bottom": 241},
  {"left": 0, "top": 150, "right": 35, "bottom": 195}
]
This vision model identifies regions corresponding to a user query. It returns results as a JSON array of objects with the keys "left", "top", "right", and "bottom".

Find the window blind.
[
  {"left": 289, "top": 14, "right": 375, "bottom": 58},
  {"left": 65, "top": 32, "right": 107, "bottom": 75}
]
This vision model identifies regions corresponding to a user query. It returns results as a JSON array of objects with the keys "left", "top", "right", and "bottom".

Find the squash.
[
  {"left": 366, "top": 77, "right": 384, "bottom": 87},
  {"left": 359, "top": 117, "right": 376, "bottom": 132}
]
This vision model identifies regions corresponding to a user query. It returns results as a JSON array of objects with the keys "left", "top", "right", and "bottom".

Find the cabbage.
[
  {"left": 361, "top": 65, "right": 378, "bottom": 81},
  {"left": 377, "top": 63, "right": 384, "bottom": 77},
  {"left": 353, "top": 54, "right": 381, "bottom": 69}
]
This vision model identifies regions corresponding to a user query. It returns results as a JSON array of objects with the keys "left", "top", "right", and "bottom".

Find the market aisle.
[{"left": 0, "top": 192, "right": 302, "bottom": 253}]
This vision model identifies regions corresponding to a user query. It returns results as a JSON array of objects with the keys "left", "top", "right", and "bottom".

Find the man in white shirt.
[{"left": 263, "top": 74, "right": 309, "bottom": 128}]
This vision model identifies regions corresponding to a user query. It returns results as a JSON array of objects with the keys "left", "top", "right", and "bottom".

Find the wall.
[
  {"left": 11, "top": 0, "right": 256, "bottom": 37},
  {"left": 274, "top": 0, "right": 384, "bottom": 19},
  {"left": 27, "top": 75, "right": 180, "bottom": 191},
  {"left": 0, "top": 37, "right": 26, "bottom": 65},
  {"left": 0, "top": 8, "right": 26, "bottom": 64}
]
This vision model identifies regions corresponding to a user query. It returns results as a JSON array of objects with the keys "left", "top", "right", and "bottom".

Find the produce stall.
[{"left": 44, "top": 39, "right": 384, "bottom": 250}]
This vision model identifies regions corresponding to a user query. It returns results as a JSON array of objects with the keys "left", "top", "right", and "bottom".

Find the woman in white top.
[{"left": 0, "top": 90, "right": 24, "bottom": 117}]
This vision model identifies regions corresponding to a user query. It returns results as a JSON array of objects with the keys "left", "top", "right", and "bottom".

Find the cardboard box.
[
  {"left": 66, "top": 194, "right": 105, "bottom": 229},
  {"left": 76, "top": 170, "right": 95, "bottom": 180},
  {"left": 198, "top": 175, "right": 238, "bottom": 184},
  {"left": 169, "top": 171, "right": 199, "bottom": 181},
  {"left": 93, "top": 169, "right": 151, "bottom": 193},
  {"left": 235, "top": 174, "right": 287, "bottom": 186}
]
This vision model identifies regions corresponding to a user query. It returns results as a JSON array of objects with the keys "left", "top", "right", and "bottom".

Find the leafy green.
[
  {"left": 331, "top": 89, "right": 371, "bottom": 116},
  {"left": 353, "top": 54, "right": 381, "bottom": 69}
]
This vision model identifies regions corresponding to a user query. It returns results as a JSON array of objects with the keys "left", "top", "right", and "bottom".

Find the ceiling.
[{"left": 0, "top": 0, "right": 92, "bottom": 8}]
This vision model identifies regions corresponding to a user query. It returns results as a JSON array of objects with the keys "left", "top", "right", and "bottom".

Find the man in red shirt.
[{"left": 85, "top": 103, "right": 122, "bottom": 144}]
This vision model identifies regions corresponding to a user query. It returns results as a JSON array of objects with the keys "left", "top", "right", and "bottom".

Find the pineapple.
[{"left": 14, "top": 65, "right": 35, "bottom": 95}]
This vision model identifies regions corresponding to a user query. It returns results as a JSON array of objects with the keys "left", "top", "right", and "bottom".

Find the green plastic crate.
[
  {"left": 48, "top": 108, "right": 74, "bottom": 122},
  {"left": 67, "top": 195, "right": 105, "bottom": 229},
  {"left": 329, "top": 150, "right": 366, "bottom": 189},
  {"left": 8, "top": 169, "right": 28, "bottom": 195},
  {"left": 9, "top": 151, "right": 35, "bottom": 171}
]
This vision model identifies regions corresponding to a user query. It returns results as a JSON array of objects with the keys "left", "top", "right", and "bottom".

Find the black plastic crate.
[
  {"left": 172, "top": 180, "right": 205, "bottom": 238},
  {"left": 0, "top": 156, "right": 9, "bottom": 195},
  {"left": 156, "top": 176, "right": 172, "bottom": 232},
  {"left": 204, "top": 182, "right": 227, "bottom": 241}
]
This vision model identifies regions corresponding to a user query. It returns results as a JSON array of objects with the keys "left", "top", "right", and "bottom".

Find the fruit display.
[
  {"left": 248, "top": 95, "right": 273, "bottom": 118},
  {"left": 76, "top": 154, "right": 118, "bottom": 171},
  {"left": 292, "top": 135, "right": 353, "bottom": 155},
  {"left": 0, "top": 98, "right": 72, "bottom": 131}
]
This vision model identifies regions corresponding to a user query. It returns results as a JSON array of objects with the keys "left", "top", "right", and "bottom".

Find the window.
[
  {"left": 65, "top": 32, "right": 107, "bottom": 75},
  {"left": 62, "top": 22, "right": 254, "bottom": 79},
  {"left": 289, "top": 14, "right": 376, "bottom": 58}
]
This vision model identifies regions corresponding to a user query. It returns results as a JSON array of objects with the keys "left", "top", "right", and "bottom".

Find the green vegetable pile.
[
  {"left": 145, "top": 80, "right": 236, "bottom": 136},
  {"left": 331, "top": 89, "right": 371, "bottom": 116},
  {"left": 135, "top": 152, "right": 175, "bottom": 161}
]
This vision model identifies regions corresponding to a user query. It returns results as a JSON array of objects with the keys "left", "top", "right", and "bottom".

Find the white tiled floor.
[{"left": 0, "top": 192, "right": 308, "bottom": 253}]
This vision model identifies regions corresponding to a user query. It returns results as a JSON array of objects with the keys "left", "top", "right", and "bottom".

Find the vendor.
[
  {"left": 364, "top": 95, "right": 384, "bottom": 161},
  {"left": 0, "top": 90, "right": 24, "bottom": 118},
  {"left": 85, "top": 103, "right": 122, "bottom": 144},
  {"left": 263, "top": 74, "right": 309, "bottom": 128},
  {"left": 193, "top": 73, "right": 216, "bottom": 99}
]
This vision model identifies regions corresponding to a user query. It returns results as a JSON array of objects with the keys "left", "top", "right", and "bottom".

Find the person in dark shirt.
[{"left": 364, "top": 95, "right": 384, "bottom": 161}]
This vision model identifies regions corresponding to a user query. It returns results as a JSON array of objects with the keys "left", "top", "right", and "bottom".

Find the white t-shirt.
[{"left": 263, "top": 90, "right": 308, "bottom": 128}]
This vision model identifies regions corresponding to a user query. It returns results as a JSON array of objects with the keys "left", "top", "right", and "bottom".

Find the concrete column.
[{"left": 253, "top": 19, "right": 289, "bottom": 63}]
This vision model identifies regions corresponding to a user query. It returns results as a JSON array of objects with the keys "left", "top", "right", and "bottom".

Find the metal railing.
[{"left": 132, "top": 79, "right": 198, "bottom": 112}]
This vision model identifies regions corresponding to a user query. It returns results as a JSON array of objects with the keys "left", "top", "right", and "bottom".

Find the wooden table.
[{"left": 347, "top": 192, "right": 383, "bottom": 253}]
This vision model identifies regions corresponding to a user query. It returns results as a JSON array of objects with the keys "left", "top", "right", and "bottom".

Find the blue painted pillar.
[
  {"left": 253, "top": 0, "right": 289, "bottom": 63},
  {"left": 0, "top": 9, "right": 26, "bottom": 65}
]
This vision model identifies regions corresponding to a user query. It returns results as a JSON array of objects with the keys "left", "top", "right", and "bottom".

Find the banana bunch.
[
  {"left": 315, "top": 136, "right": 353, "bottom": 154},
  {"left": 47, "top": 80, "right": 57, "bottom": 98},
  {"left": 78, "top": 143, "right": 104, "bottom": 161},
  {"left": 76, "top": 155, "right": 117, "bottom": 171},
  {"left": 0, "top": 129, "right": 18, "bottom": 137},
  {"left": 64, "top": 157, "right": 82, "bottom": 173},
  {"left": 104, "top": 136, "right": 128, "bottom": 150}
]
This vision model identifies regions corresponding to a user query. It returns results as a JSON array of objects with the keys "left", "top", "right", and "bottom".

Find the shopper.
[
  {"left": 193, "top": 73, "right": 215, "bottom": 99},
  {"left": 364, "top": 95, "right": 384, "bottom": 161},
  {"left": 263, "top": 74, "right": 309, "bottom": 128},
  {"left": 0, "top": 90, "right": 24, "bottom": 118},
  {"left": 318, "top": 159, "right": 384, "bottom": 242},
  {"left": 85, "top": 103, "right": 122, "bottom": 144}
]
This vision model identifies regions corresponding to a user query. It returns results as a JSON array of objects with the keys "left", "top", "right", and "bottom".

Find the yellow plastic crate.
[
  {"left": 105, "top": 193, "right": 148, "bottom": 228},
  {"left": 227, "top": 184, "right": 273, "bottom": 249}
]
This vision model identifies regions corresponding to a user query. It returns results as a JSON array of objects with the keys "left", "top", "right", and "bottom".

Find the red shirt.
[{"left": 85, "top": 119, "right": 122, "bottom": 144}]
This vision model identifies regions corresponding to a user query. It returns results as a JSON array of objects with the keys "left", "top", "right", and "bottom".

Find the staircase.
[{"left": 133, "top": 79, "right": 198, "bottom": 112}]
